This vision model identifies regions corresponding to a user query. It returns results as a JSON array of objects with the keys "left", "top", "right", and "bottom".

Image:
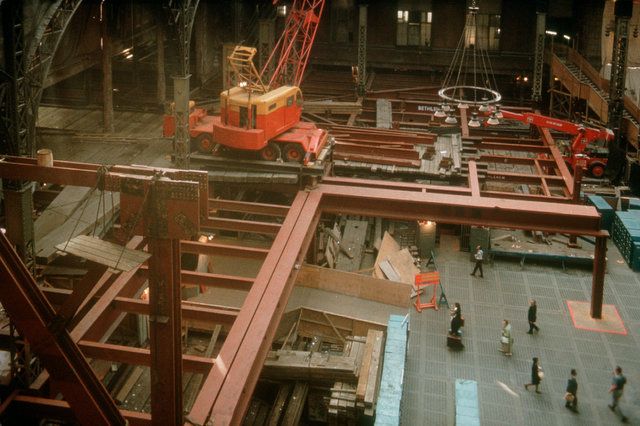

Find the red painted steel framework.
[{"left": 0, "top": 155, "right": 607, "bottom": 425}]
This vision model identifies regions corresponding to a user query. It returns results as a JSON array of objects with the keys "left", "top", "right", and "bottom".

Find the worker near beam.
[{"left": 470, "top": 245, "right": 484, "bottom": 278}]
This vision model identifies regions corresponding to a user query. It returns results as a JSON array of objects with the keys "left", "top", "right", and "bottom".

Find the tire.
[
  {"left": 194, "top": 134, "right": 214, "bottom": 154},
  {"left": 259, "top": 142, "right": 281, "bottom": 161},
  {"left": 589, "top": 162, "right": 606, "bottom": 178},
  {"left": 283, "top": 143, "right": 304, "bottom": 163}
]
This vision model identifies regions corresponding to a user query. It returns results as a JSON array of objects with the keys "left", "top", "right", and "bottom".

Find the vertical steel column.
[
  {"left": 357, "top": 5, "right": 368, "bottom": 97},
  {"left": 532, "top": 11, "right": 546, "bottom": 104},
  {"left": 590, "top": 235, "right": 607, "bottom": 319},
  {"left": 156, "top": 24, "right": 166, "bottom": 106},
  {"left": 4, "top": 186, "right": 35, "bottom": 270},
  {"left": 607, "top": 0, "right": 632, "bottom": 144},
  {"left": 568, "top": 164, "right": 582, "bottom": 246},
  {"left": 172, "top": 75, "right": 191, "bottom": 169},
  {"left": 148, "top": 237, "right": 183, "bottom": 425},
  {"left": 101, "top": 3, "right": 114, "bottom": 133}
]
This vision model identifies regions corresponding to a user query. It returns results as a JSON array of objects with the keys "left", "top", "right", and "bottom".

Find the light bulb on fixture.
[
  {"left": 478, "top": 104, "right": 489, "bottom": 112},
  {"left": 468, "top": 112, "right": 481, "bottom": 127},
  {"left": 442, "top": 103, "right": 451, "bottom": 112},
  {"left": 445, "top": 114, "right": 458, "bottom": 124},
  {"left": 486, "top": 113, "right": 499, "bottom": 125},
  {"left": 434, "top": 108, "right": 446, "bottom": 118}
]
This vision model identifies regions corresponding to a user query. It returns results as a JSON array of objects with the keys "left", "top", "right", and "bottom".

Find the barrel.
[{"left": 37, "top": 149, "right": 53, "bottom": 167}]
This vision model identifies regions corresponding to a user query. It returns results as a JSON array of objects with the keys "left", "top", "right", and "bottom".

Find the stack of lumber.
[
  {"left": 611, "top": 211, "right": 640, "bottom": 270},
  {"left": 356, "top": 329, "right": 385, "bottom": 417},
  {"left": 262, "top": 350, "right": 359, "bottom": 382},
  {"left": 328, "top": 382, "right": 358, "bottom": 422},
  {"left": 329, "top": 124, "right": 435, "bottom": 168},
  {"left": 303, "top": 100, "right": 363, "bottom": 115}
]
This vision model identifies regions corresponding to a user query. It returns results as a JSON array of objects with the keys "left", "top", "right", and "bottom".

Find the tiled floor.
[{"left": 401, "top": 235, "right": 640, "bottom": 425}]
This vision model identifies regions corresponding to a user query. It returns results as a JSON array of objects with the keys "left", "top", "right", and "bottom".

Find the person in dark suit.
[
  {"left": 450, "top": 310, "right": 463, "bottom": 336},
  {"left": 524, "top": 357, "right": 542, "bottom": 393},
  {"left": 565, "top": 369, "right": 578, "bottom": 412},
  {"left": 527, "top": 299, "right": 539, "bottom": 334}
]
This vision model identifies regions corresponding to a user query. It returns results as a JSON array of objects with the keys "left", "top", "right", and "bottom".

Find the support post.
[
  {"left": 607, "top": 0, "right": 632, "bottom": 145},
  {"left": 156, "top": 24, "right": 166, "bottom": 106},
  {"left": 568, "top": 163, "right": 582, "bottom": 246},
  {"left": 532, "top": 10, "right": 546, "bottom": 105},
  {"left": 101, "top": 2, "right": 114, "bottom": 133},
  {"left": 148, "top": 238, "right": 183, "bottom": 425},
  {"left": 172, "top": 75, "right": 191, "bottom": 169},
  {"left": 590, "top": 235, "right": 607, "bottom": 319},
  {"left": 357, "top": 5, "right": 367, "bottom": 97}
]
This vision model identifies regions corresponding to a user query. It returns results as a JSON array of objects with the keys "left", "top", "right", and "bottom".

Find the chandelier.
[{"left": 436, "top": 0, "right": 502, "bottom": 126}]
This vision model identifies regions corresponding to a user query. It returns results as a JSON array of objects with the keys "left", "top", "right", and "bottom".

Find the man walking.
[
  {"left": 608, "top": 366, "right": 628, "bottom": 423},
  {"left": 565, "top": 369, "right": 578, "bottom": 413},
  {"left": 470, "top": 245, "right": 484, "bottom": 278},
  {"left": 527, "top": 299, "right": 539, "bottom": 334}
]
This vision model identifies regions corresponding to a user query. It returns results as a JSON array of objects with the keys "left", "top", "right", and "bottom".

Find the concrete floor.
[{"left": 401, "top": 234, "right": 640, "bottom": 425}]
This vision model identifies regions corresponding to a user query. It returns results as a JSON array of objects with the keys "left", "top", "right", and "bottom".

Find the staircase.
[{"left": 550, "top": 49, "right": 640, "bottom": 149}]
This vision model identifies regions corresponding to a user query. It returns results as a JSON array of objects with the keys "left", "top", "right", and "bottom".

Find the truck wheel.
[
  {"left": 195, "top": 134, "right": 214, "bottom": 153},
  {"left": 260, "top": 143, "right": 281, "bottom": 161},
  {"left": 283, "top": 143, "right": 304, "bottom": 163},
  {"left": 589, "top": 162, "right": 606, "bottom": 178}
]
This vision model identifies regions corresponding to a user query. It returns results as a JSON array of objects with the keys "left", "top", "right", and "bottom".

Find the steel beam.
[
  {"left": 188, "top": 191, "right": 322, "bottom": 425},
  {"left": 468, "top": 161, "right": 480, "bottom": 197},
  {"left": 0, "top": 232, "right": 125, "bottom": 425},
  {"left": 209, "top": 199, "right": 290, "bottom": 217},
  {"left": 318, "top": 184, "right": 603, "bottom": 236},
  {"left": 148, "top": 238, "right": 183, "bottom": 425},
  {"left": 201, "top": 217, "right": 282, "bottom": 235},
  {"left": 78, "top": 341, "right": 213, "bottom": 374},
  {"left": 181, "top": 240, "right": 269, "bottom": 259}
]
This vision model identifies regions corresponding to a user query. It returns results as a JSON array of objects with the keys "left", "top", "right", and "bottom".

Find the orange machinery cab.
[{"left": 213, "top": 85, "right": 328, "bottom": 163}]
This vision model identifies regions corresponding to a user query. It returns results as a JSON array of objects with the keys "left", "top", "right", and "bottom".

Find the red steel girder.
[
  {"left": 317, "top": 184, "right": 603, "bottom": 236},
  {"left": 478, "top": 142, "right": 551, "bottom": 153},
  {"left": 78, "top": 341, "right": 213, "bottom": 374},
  {"left": 484, "top": 170, "right": 566, "bottom": 186},
  {"left": 0, "top": 233, "right": 125, "bottom": 426},
  {"left": 201, "top": 217, "right": 282, "bottom": 235},
  {"left": 181, "top": 240, "right": 269, "bottom": 259},
  {"left": 209, "top": 199, "right": 289, "bottom": 217},
  {"left": 188, "top": 191, "right": 322, "bottom": 425}
]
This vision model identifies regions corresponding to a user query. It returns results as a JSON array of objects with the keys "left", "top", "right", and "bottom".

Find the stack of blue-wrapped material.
[
  {"left": 611, "top": 210, "right": 640, "bottom": 271},
  {"left": 586, "top": 195, "right": 614, "bottom": 231}
]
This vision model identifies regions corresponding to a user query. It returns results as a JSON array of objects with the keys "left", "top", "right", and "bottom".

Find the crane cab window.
[
  {"left": 287, "top": 96, "right": 294, "bottom": 107},
  {"left": 296, "top": 95, "right": 303, "bottom": 106},
  {"left": 268, "top": 103, "right": 277, "bottom": 111},
  {"left": 239, "top": 107, "right": 248, "bottom": 128}
]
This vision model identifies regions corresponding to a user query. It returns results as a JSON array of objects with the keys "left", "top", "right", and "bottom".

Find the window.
[
  {"left": 472, "top": 14, "right": 500, "bottom": 50},
  {"left": 331, "top": 0, "right": 355, "bottom": 43},
  {"left": 269, "top": 103, "right": 277, "bottom": 111},
  {"left": 397, "top": 5, "right": 432, "bottom": 47},
  {"left": 287, "top": 96, "right": 294, "bottom": 107}
]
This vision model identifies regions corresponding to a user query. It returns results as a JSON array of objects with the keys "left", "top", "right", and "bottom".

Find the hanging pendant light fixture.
[
  {"left": 468, "top": 112, "right": 481, "bottom": 127},
  {"left": 434, "top": 107, "right": 447, "bottom": 118},
  {"left": 494, "top": 105, "right": 503, "bottom": 118},
  {"left": 445, "top": 113, "right": 458, "bottom": 124},
  {"left": 486, "top": 112, "right": 499, "bottom": 125}
]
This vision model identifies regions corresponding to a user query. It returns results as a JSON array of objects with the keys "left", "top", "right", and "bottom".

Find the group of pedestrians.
[{"left": 448, "top": 293, "right": 630, "bottom": 422}]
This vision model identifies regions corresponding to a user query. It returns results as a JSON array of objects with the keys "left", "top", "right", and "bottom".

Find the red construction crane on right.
[{"left": 498, "top": 109, "right": 614, "bottom": 178}]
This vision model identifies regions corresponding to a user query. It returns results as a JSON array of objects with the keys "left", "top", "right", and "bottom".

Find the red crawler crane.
[{"left": 164, "top": 0, "right": 327, "bottom": 164}]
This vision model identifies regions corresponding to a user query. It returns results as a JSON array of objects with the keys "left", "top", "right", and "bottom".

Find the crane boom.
[{"left": 262, "top": 0, "right": 325, "bottom": 89}]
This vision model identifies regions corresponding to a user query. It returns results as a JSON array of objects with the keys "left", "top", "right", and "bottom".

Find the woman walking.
[
  {"left": 524, "top": 357, "right": 543, "bottom": 393},
  {"left": 499, "top": 319, "right": 512, "bottom": 356}
]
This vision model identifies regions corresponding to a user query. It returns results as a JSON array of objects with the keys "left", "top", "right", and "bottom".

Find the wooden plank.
[
  {"left": 373, "top": 232, "right": 401, "bottom": 279},
  {"left": 281, "top": 382, "right": 309, "bottom": 426},
  {"left": 378, "top": 260, "right": 401, "bottom": 281},
  {"left": 56, "top": 235, "right": 150, "bottom": 272},
  {"left": 266, "top": 383, "right": 292, "bottom": 426},
  {"left": 356, "top": 329, "right": 377, "bottom": 402},
  {"left": 384, "top": 248, "right": 420, "bottom": 285},
  {"left": 34, "top": 186, "right": 92, "bottom": 239},
  {"left": 335, "top": 219, "right": 369, "bottom": 272},
  {"left": 364, "top": 330, "right": 384, "bottom": 405},
  {"left": 295, "top": 262, "right": 414, "bottom": 307}
]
